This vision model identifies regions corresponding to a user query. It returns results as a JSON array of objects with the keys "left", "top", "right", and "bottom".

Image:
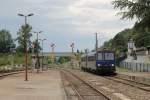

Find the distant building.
[
  {"left": 120, "top": 39, "right": 150, "bottom": 72},
  {"left": 125, "top": 39, "right": 150, "bottom": 63}
]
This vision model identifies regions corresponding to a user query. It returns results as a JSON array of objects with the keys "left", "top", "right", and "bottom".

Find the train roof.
[
  {"left": 81, "top": 50, "right": 115, "bottom": 58},
  {"left": 81, "top": 52, "right": 96, "bottom": 57},
  {"left": 97, "top": 50, "right": 114, "bottom": 53},
  {"left": 87, "top": 52, "right": 96, "bottom": 56}
]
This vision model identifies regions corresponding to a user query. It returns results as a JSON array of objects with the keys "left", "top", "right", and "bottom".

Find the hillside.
[{"left": 103, "top": 21, "right": 150, "bottom": 57}]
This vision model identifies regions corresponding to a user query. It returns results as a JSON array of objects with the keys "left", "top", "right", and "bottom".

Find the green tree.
[
  {"left": 111, "top": 0, "right": 150, "bottom": 49},
  {"left": 112, "top": 0, "right": 150, "bottom": 20},
  {"left": 112, "top": 0, "right": 150, "bottom": 31},
  {"left": 0, "top": 29, "right": 14, "bottom": 53},
  {"left": 58, "top": 57, "right": 66, "bottom": 64},
  {"left": 135, "top": 30, "right": 150, "bottom": 47},
  {"left": 31, "top": 40, "right": 41, "bottom": 53},
  {"left": 16, "top": 24, "right": 32, "bottom": 53}
]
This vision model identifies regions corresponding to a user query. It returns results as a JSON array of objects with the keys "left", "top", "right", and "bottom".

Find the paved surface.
[{"left": 0, "top": 70, "right": 66, "bottom": 100}]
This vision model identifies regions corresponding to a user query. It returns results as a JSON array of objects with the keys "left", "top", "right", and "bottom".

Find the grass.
[{"left": 0, "top": 53, "right": 32, "bottom": 69}]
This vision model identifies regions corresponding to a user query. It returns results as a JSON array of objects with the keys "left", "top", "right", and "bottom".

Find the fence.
[{"left": 120, "top": 61, "right": 150, "bottom": 72}]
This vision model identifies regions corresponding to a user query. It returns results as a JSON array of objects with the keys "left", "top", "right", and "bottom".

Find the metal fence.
[{"left": 120, "top": 61, "right": 150, "bottom": 72}]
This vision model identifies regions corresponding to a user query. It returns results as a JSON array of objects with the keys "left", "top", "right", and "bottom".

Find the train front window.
[
  {"left": 97, "top": 53, "right": 103, "bottom": 60},
  {"left": 104, "top": 53, "right": 114, "bottom": 60}
]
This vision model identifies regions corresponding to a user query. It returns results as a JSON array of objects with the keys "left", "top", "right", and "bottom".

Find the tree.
[
  {"left": 32, "top": 40, "right": 41, "bottom": 53},
  {"left": 58, "top": 57, "right": 66, "bottom": 64},
  {"left": 112, "top": 33, "right": 127, "bottom": 52},
  {"left": 112, "top": 0, "right": 150, "bottom": 20},
  {"left": 16, "top": 24, "right": 32, "bottom": 53},
  {"left": 112, "top": 0, "right": 150, "bottom": 30},
  {"left": 58, "top": 57, "right": 71, "bottom": 64},
  {"left": 0, "top": 29, "right": 14, "bottom": 53},
  {"left": 111, "top": 1, "right": 150, "bottom": 49},
  {"left": 135, "top": 30, "right": 150, "bottom": 47}
]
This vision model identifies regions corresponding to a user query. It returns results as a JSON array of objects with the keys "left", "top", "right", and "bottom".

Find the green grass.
[{"left": 0, "top": 53, "right": 32, "bottom": 68}]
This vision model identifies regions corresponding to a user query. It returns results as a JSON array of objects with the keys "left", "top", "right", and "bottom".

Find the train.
[{"left": 81, "top": 50, "right": 116, "bottom": 75}]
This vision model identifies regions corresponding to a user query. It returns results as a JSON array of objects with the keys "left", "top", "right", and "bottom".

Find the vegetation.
[
  {"left": 0, "top": 24, "right": 40, "bottom": 67},
  {"left": 32, "top": 40, "right": 41, "bottom": 53},
  {"left": 103, "top": 0, "right": 150, "bottom": 57},
  {"left": 0, "top": 29, "right": 15, "bottom": 53},
  {"left": 58, "top": 57, "right": 71, "bottom": 64},
  {"left": 0, "top": 53, "right": 31, "bottom": 66},
  {"left": 16, "top": 24, "right": 32, "bottom": 53}
]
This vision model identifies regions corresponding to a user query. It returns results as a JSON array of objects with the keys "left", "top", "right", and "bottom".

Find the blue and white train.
[{"left": 81, "top": 50, "right": 116, "bottom": 74}]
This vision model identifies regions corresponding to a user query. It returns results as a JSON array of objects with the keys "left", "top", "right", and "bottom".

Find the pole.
[
  {"left": 39, "top": 39, "right": 46, "bottom": 71},
  {"left": 72, "top": 46, "right": 74, "bottom": 53},
  {"left": 25, "top": 16, "right": 28, "bottom": 81},
  {"left": 36, "top": 33, "right": 40, "bottom": 73},
  {"left": 18, "top": 13, "right": 34, "bottom": 81},
  {"left": 33, "top": 31, "right": 42, "bottom": 73},
  {"left": 95, "top": 33, "right": 99, "bottom": 52},
  {"left": 41, "top": 41, "right": 43, "bottom": 71},
  {"left": 52, "top": 46, "right": 54, "bottom": 64}
]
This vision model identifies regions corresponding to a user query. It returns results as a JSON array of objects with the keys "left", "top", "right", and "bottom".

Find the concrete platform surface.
[{"left": 0, "top": 70, "right": 66, "bottom": 100}]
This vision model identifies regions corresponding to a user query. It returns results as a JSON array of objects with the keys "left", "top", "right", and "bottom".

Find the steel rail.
[
  {"left": 0, "top": 70, "right": 23, "bottom": 78},
  {"left": 104, "top": 76, "right": 150, "bottom": 92},
  {"left": 115, "top": 76, "right": 150, "bottom": 87},
  {"left": 62, "top": 70, "right": 110, "bottom": 100},
  {"left": 61, "top": 71, "right": 85, "bottom": 100}
]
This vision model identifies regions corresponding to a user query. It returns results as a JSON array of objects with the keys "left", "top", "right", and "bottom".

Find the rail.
[{"left": 61, "top": 69, "right": 110, "bottom": 100}]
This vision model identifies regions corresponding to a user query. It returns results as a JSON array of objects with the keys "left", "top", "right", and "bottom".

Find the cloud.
[{"left": 0, "top": 0, "right": 135, "bottom": 52}]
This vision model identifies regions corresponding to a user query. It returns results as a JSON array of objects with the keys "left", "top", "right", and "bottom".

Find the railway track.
[
  {"left": 61, "top": 70, "right": 110, "bottom": 100},
  {"left": 0, "top": 71, "right": 23, "bottom": 79},
  {"left": 103, "top": 76, "right": 150, "bottom": 92}
]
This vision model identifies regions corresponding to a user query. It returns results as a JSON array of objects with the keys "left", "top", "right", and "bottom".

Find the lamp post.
[
  {"left": 18, "top": 13, "right": 34, "bottom": 81},
  {"left": 39, "top": 39, "right": 46, "bottom": 71},
  {"left": 33, "top": 31, "right": 42, "bottom": 73}
]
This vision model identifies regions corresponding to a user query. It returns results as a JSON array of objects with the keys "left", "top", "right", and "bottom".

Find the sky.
[{"left": 0, "top": 0, "right": 135, "bottom": 52}]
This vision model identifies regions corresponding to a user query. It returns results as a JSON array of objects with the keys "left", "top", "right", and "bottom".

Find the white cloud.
[{"left": 0, "top": 0, "right": 135, "bottom": 51}]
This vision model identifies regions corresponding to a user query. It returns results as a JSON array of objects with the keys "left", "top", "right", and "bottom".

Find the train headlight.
[
  {"left": 97, "top": 64, "right": 101, "bottom": 67},
  {"left": 112, "top": 64, "right": 114, "bottom": 66}
]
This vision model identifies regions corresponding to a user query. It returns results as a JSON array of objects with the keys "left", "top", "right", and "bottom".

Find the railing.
[{"left": 120, "top": 61, "right": 150, "bottom": 72}]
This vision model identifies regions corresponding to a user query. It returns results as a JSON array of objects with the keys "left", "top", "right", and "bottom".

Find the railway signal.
[
  {"left": 33, "top": 31, "right": 43, "bottom": 73},
  {"left": 50, "top": 43, "right": 56, "bottom": 64},
  {"left": 70, "top": 43, "right": 75, "bottom": 67},
  {"left": 70, "top": 43, "right": 75, "bottom": 53},
  {"left": 39, "top": 39, "right": 46, "bottom": 71}
]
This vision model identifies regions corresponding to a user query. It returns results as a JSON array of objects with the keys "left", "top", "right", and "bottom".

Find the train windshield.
[
  {"left": 97, "top": 53, "right": 103, "bottom": 60},
  {"left": 104, "top": 53, "right": 114, "bottom": 60}
]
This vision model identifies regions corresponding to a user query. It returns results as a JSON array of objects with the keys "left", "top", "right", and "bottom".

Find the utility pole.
[
  {"left": 31, "top": 42, "right": 35, "bottom": 71},
  {"left": 70, "top": 43, "right": 74, "bottom": 53},
  {"left": 18, "top": 13, "right": 34, "bottom": 81},
  {"left": 39, "top": 39, "right": 46, "bottom": 71},
  {"left": 33, "top": 31, "right": 42, "bottom": 73},
  {"left": 51, "top": 43, "right": 55, "bottom": 64},
  {"left": 95, "top": 33, "right": 99, "bottom": 52}
]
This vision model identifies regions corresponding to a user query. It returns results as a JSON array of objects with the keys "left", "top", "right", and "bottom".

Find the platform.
[{"left": 0, "top": 70, "right": 66, "bottom": 100}]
